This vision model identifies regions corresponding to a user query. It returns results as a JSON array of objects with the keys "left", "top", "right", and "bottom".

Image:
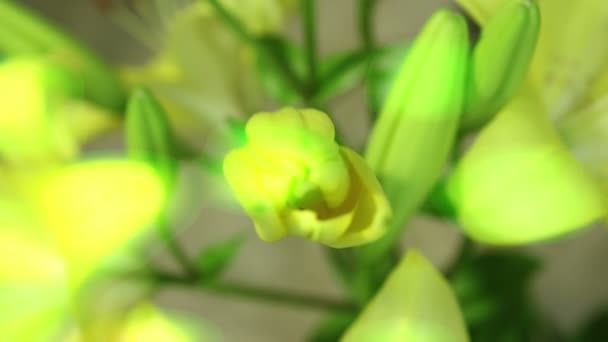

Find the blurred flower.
[
  {"left": 342, "top": 250, "right": 469, "bottom": 342},
  {"left": 223, "top": 107, "right": 391, "bottom": 248},
  {"left": 447, "top": 0, "right": 608, "bottom": 244},
  {"left": 221, "top": 0, "right": 297, "bottom": 35},
  {"left": 119, "top": 303, "right": 212, "bottom": 342},
  {"left": 0, "top": 57, "right": 118, "bottom": 165},
  {"left": 65, "top": 303, "right": 215, "bottom": 342},
  {"left": 0, "top": 159, "right": 166, "bottom": 340},
  {"left": 118, "top": 0, "right": 294, "bottom": 151}
]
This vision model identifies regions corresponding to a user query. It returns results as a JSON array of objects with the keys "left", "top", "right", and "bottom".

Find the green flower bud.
[
  {"left": 361, "top": 9, "right": 468, "bottom": 260},
  {"left": 462, "top": 0, "right": 540, "bottom": 130},
  {"left": 450, "top": 0, "right": 608, "bottom": 244},
  {"left": 342, "top": 250, "right": 469, "bottom": 342},
  {"left": 223, "top": 107, "right": 391, "bottom": 248},
  {"left": 126, "top": 87, "right": 178, "bottom": 191}
]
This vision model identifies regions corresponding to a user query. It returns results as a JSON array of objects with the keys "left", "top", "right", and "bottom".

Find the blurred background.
[{"left": 19, "top": 0, "right": 608, "bottom": 340}]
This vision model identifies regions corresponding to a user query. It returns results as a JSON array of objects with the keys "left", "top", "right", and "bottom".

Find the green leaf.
[
  {"left": 196, "top": 234, "right": 247, "bottom": 281},
  {"left": 308, "top": 312, "right": 357, "bottom": 342},
  {"left": 255, "top": 35, "right": 306, "bottom": 104},
  {"left": 449, "top": 251, "right": 542, "bottom": 342},
  {"left": 574, "top": 309, "right": 608, "bottom": 342},
  {"left": 313, "top": 50, "right": 371, "bottom": 104},
  {"left": 126, "top": 87, "right": 179, "bottom": 190}
]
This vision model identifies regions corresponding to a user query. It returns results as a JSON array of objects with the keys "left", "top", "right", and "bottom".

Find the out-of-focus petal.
[
  {"left": 447, "top": 94, "right": 606, "bottom": 244},
  {"left": 342, "top": 250, "right": 469, "bottom": 342},
  {"left": 32, "top": 159, "right": 166, "bottom": 284}
]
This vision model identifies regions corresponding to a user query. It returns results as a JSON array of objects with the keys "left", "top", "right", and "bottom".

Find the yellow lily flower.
[
  {"left": 223, "top": 107, "right": 391, "bottom": 248},
  {"left": 0, "top": 159, "right": 165, "bottom": 340},
  {"left": 447, "top": 0, "right": 608, "bottom": 244}
]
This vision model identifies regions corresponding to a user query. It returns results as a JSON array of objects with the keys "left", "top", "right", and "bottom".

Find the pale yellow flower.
[{"left": 224, "top": 107, "right": 391, "bottom": 248}]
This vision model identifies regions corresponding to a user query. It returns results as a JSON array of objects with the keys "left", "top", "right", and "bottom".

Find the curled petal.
[{"left": 224, "top": 108, "right": 391, "bottom": 247}]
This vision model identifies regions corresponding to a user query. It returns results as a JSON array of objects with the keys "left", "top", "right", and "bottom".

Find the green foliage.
[
  {"left": 450, "top": 251, "right": 542, "bottom": 342},
  {"left": 196, "top": 235, "right": 247, "bottom": 281},
  {"left": 314, "top": 50, "right": 368, "bottom": 104},
  {"left": 126, "top": 87, "right": 179, "bottom": 191},
  {"left": 256, "top": 35, "right": 306, "bottom": 104},
  {"left": 256, "top": 35, "right": 409, "bottom": 109},
  {"left": 308, "top": 312, "right": 357, "bottom": 342},
  {"left": 574, "top": 309, "right": 608, "bottom": 342}
]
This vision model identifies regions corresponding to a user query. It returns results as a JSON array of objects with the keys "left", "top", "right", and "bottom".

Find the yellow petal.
[
  {"left": 34, "top": 159, "right": 165, "bottom": 283},
  {"left": 224, "top": 108, "right": 390, "bottom": 247},
  {"left": 447, "top": 94, "right": 607, "bottom": 244},
  {"left": 325, "top": 148, "right": 391, "bottom": 248},
  {"left": 342, "top": 250, "right": 469, "bottom": 342},
  {"left": 0, "top": 57, "right": 80, "bottom": 163},
  {"left": 0, "top": 284, "right": 68, "bottom": 342},
  {"left": 0, "top": 183, "right": 65, "bottom": 283},
  {"left": 121, "top": 303, "right": 214, "bottom": 342},
  {"left": 531, "top": 0, "right": 608, "bottom": 119}
]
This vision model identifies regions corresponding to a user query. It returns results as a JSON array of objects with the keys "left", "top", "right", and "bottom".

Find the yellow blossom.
[{"left": 223, "top": 107, "right": 391, "bottom": 248}]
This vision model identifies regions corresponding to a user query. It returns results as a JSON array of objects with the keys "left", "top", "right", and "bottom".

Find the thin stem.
[
  {"left": 358, "top": 0, "right": 380, "bottom": 117},
  {"left": 149, "top": 269, "right": 356, "bottom": 313},
  {"left": 158, "top": 214, "right": 197, "bottom": 278},
  {"left": 302, "top": 0, "right": 318, "bottom": 99},
  {"left": 206, "top": 0, "right": 251, "bottom": 43},
  {"left": 206, "top": 0, "right": 306, "bottom": 98}
]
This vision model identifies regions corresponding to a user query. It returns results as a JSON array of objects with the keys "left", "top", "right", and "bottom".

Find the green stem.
[
  {"left": 206, "top": 0, "right": 306, "bottom": 99},
  {"left": 158, "top": 214, "right": 197, "bottom": 278},
  {"left": 357, "top": 0, "right": 380, "bottom": 117},
  {"left": 149, "top": 269, "right": 356, "bottom": 313},
  {"left": 302, "top": 0, "right": 318, "bottom": 100}
]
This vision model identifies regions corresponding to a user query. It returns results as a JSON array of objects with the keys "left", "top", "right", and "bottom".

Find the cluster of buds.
[{"left": 222, "top": 0, "right": 540, "bottom": 250}]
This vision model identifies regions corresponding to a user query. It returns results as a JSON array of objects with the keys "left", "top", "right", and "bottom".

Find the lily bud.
[
  {"left": 462, "top": 0, "right": 540, "bottom": 130},
  {"left": 126, "top": 87, "right": 179, "bottom": 191},
  {"left": 223, "top": 107, "right": 391, "bottom": 248},
  {"left": 342, "top": 250, "right": 469, "bottom": 342},
  {"left": 361, "top": 9, "right": 468, "bottom": 260}
]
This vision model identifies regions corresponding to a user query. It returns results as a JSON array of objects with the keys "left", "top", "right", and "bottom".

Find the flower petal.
[{"left": 447, "top": 94, "right": 606, "bottom": 244}]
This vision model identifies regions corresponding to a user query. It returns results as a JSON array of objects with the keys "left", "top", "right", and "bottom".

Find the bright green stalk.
[
  {"left": 360, "top": 9, "right": 470, "bottom": 264},
  {"left": 303, "top": 0, "right": 318, "bottom": 96}
]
